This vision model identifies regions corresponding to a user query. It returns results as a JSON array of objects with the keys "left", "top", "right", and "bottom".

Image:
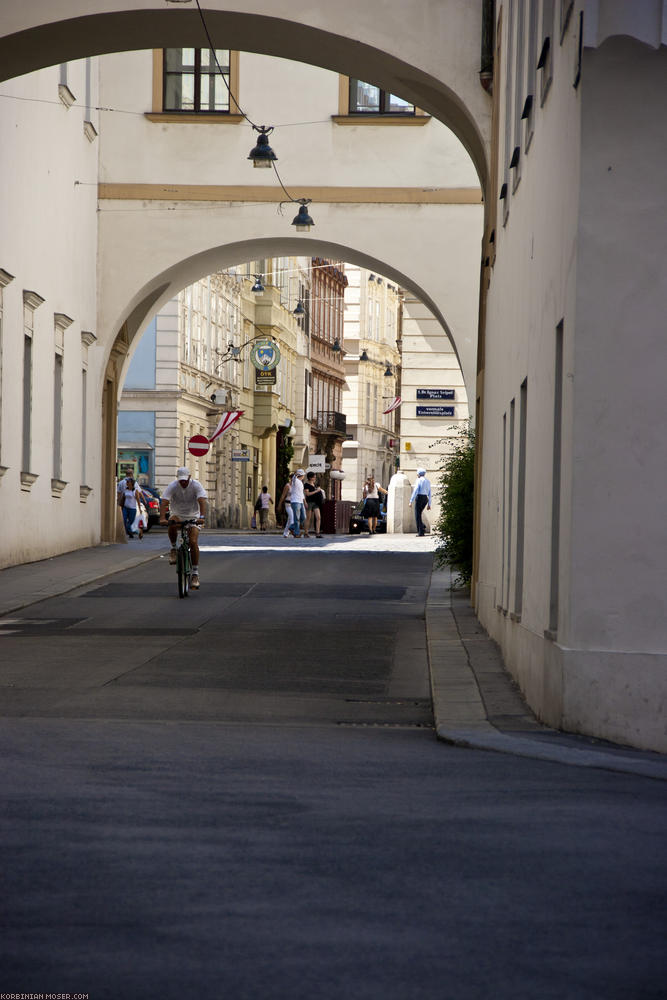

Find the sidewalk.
[
  {"left": 426, "top": 566, "right": 667, "bottom": 781},
  {"left": 0, "top": 535, "right": 165, "bottom": 616}
]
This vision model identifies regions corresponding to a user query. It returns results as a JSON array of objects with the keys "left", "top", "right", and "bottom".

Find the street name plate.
[{"left": 416, "top": 405, "right": 455, "bottom": 417}]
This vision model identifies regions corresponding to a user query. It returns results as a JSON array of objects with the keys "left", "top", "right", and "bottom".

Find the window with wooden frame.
[
  {"left": 333, "top": 77, "right": 430, "bottom": 125},
  {"left": 147, "top": 48, "right": 242, "bottom": 122}
]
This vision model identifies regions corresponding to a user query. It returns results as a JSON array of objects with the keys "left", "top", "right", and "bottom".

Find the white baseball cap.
[
  {"left": 295, "top": 469, "right": 305, "bottom": 476},
  {"left": 176, "top": 467, "right": 191, "bottom": 480},
  {"left": 417, "top": 468, "right": 427, "bottom": 476}
]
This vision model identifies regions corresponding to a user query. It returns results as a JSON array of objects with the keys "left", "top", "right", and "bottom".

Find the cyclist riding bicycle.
[{"left": 159, "top": 467, "right": 207, "bottom": 590}]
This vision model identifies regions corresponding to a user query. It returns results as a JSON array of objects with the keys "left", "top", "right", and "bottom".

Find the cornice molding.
[
  {"left": 54, "top": 312, "right": 74, "bottom": 331},
  {"left": 58, "top": 83, "right": 75, "bottom": 108},
  {"left": 99, "top": 183, "right": 483, "bottom": 206},
  {"left": 23, "top": 290, "right": 45, "bottom": 310}
]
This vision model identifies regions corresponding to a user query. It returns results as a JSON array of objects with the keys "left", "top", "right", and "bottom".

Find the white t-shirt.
[
  {"left": 289, "top": 477, "right": 305, "bottom": 503},
  {"left": 122, "top": 487, "right": 139, "bottom": 510},
  {"left": 163, "top": 478, "right": 207, "bottom": 518},
  {"left": 259, "top": 492, "right": 272, "bottom": 510}
]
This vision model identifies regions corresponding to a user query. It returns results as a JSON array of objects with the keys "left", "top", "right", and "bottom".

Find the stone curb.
[{"left": 425, "top": 565, "right": 667, "bottom": 781}]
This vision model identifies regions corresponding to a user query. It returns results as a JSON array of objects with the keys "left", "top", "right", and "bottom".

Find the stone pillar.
[{"left": 387, "top": 471, "right": 413, "bottom": 533}]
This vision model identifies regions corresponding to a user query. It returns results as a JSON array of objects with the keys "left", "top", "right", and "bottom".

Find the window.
[
  {"left": 81, "top": 368, "right": 87, "bottom": 485},
  {"left": 164, "top": 48, "right": 231, "bottom": 113},
  {"left": 349, "top": 79, "right": 414, "bottom": 115},
  {"left": 22, "top": 291, "right": 45, "bottom": 478},
  {"left": 0, "top": 269, "right": 14, "bottom": 470},
  {"left": 523, "top": 0, "right": 539, "bottom": 152},
  {"left": 501, "top": 0, "right": 516, "bottom": 225},
  {"left": 53, "top": 354, "right": 63, "bottom": 480},
  {"left": 539, "top": 0, "right": 555, "bottom": 106}
]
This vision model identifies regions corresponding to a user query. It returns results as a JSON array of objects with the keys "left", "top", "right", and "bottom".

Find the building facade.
[
  {"left": 118, "top": 263, "right": 311, "bottom": 528},
  {"left": 341, "top": 266, "right": 402, "bottom": 503}
]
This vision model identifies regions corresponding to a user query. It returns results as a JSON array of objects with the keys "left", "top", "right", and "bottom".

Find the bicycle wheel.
[{"left": 177, "top": 544, "right": 190, "bottom": 598}]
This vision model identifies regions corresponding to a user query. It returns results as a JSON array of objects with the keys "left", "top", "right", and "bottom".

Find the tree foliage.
[{"left": 433, "top": 423, "right": 475, "bottom": 586}]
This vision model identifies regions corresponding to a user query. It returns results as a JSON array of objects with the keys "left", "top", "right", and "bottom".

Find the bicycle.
[{"left": 171, "top": 518, "right": 201, "bottom": 598}]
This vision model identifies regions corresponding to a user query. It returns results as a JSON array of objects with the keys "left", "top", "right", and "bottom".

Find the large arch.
[
  {"left": 102, "top": 235, "right": 474, "bottom": 539},
  {"left": 0, "top": 1, "right": 491, "bottom": 188},
  {"left": 113, "top": 236, "right": 472, "bottom": 394},
  {"left": 100, "top": 201, "right": 483, "bottom": 409}
]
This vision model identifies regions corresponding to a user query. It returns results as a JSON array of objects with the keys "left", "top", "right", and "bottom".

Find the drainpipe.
[{"left": 480, "top": 0, "right": 495, "bottom": 93}]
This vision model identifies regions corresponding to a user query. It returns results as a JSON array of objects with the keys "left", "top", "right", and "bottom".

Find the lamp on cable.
[
  {"left": 248, "top": 126, "right": 277, "bottom": 168},
  {"left": 384, "top": 363, "right": 394, "bottom": 377},
  {"left": 251, "top": 275, "right": 265, "bottom": 293},
  {"left": 291, "top": 199, "right": 315, "bottom": 232},
  {"left": 293, "top": 300, "right": 305, "bottom": 317}
]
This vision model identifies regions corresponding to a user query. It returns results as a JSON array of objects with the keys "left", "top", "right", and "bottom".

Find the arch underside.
[{"left": 118, "top": 236, "right": 467, "bottom": 389}]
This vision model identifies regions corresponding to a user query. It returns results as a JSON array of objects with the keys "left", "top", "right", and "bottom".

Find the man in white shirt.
[
  {"left": 409, "top": 468, "right": 432, "bottom": 537},
  {"left": 159, "top": 467, "right": 207, "bottom": 588}
]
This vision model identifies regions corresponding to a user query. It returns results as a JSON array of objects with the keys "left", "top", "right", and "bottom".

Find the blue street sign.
[
  {"left": 416, "top": 388, "right": 456, "bottom": 400},
  {"left": 416, "top": 405, "right": 455, "bottom": 417}
]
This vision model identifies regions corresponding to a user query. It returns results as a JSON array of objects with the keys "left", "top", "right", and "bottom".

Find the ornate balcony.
[{"left": 314, "top": 410, "right": 347, "bottom": 435}]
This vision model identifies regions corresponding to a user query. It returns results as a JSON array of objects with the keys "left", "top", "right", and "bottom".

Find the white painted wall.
[
  {"left": 0, "top": 60, "right": 102, "bottom": 567},
  {"left": 476, "top": 6, "right": 667, "bottom": 752}
]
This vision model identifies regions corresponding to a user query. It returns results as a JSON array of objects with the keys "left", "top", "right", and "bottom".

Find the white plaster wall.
[
  {"left": 98, "top": 50, "right": 480, "bottom": 189},
  {"left": 476, "top": 6, "right": 583, "bottom": 722},
  {"left": 477, "top": 13, "right": 667, "bottom": 752},
  {"left": 0, "top": 61, "right": 101, "bottom": 568},
  {"left": 563, "top": 37, "right": 667, "bottom": 749}
]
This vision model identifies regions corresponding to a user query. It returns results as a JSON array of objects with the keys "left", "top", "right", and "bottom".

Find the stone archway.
[
  {"left": 0, "top": 1, "right": 491, "bottom": 188},
  {"left": 106, "top": 238, "right": 477, "bottom": 540}
]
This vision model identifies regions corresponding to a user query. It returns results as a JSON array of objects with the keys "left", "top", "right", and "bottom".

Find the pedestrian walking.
[
  {"left": 278, "top": 480, "right": 294, "bottom": 536},
  {"left": 362, "top": 475, "right": 388, "bottom": 534},
  {"left": 289, "top": 470, "right": 307, "bottom": 538},
  {"left": 304, "top": 472, "right": 325, "bottom": 537},
  {"left": 409, "top": 468, "right": 432, "bottom": 536},
  {"left": 256, "top": 485, "right": 273, "bottom": 531},
  {"left": 118, "top": 475, "right": 143, "bottom": 539}
]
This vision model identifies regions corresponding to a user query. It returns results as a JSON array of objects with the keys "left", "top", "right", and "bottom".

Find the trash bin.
[{"left": 322, "top": 499, "right": 354, "bottom": 534}]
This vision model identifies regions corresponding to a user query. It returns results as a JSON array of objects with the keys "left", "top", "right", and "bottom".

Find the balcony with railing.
[{"left": 314, "top": 410, "right": 347, "bottom": 435}]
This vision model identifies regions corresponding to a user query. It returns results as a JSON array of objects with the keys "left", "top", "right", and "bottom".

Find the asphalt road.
[{"left": 1, "top": 535, "right": 666, "bottom": 999}]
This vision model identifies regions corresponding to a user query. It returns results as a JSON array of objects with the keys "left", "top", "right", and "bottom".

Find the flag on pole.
[
  {"left": 383, "top": 396, "right": 402, "bottom": 414},
  {"left": 209, "top": 410, "right": 244, "bottom": 442}
]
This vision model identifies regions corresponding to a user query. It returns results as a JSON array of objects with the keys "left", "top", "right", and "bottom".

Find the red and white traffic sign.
[{"left": 188, "top": 434, "right": 210, "bottom": 457}]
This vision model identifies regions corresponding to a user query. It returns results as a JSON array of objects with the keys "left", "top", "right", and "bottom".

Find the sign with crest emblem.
[{"left": 250, "top": 338, "right": 281, "bottom": 371}]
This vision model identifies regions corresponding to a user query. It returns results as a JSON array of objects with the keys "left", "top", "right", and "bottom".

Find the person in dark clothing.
[{"left": 304, "top": 472, "right": 325, "bottom": 537}]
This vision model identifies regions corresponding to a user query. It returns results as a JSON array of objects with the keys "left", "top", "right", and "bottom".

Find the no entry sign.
[{"left": 188, "top": 434, "right": 210, "bottom": 457}]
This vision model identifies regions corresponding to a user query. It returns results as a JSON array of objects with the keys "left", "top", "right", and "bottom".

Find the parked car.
[
  {"left": 139, "top": 487, "right": 161, "bottom": 531},
  {"left": 349, "top": 498, "right": 387, "bottom": 534}
]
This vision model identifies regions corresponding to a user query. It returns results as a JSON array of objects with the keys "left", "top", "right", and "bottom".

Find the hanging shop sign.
[
  {"left": 308, "top": 454, "right": 326, "bottom": 473},
  {"left": 255, "top": 368, "right": 277, "bottom": 387},
  {"left": 416, "top": 388, "right": 456, "bottom": 400},
  {"left": 416, "top": 405, "right": 455, "bottom": 417},
  {"left": 250, "top": 338, "right": 281, "bottom": 371}
]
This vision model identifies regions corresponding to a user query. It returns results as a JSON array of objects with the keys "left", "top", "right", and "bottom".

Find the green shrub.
[{"left": 433, "top": 423, "right": 475, "bottom": 586}]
